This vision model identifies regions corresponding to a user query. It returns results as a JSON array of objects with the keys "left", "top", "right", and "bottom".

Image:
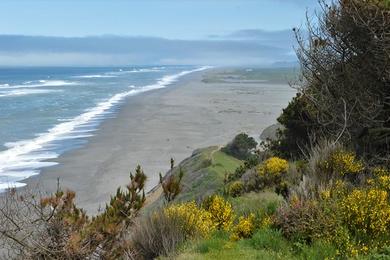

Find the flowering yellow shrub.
[
  {"left": 230, "top": 213, "right": 255, "bottom": 241},
  {"left": 164, "top": 201, "right": 215, "bottom": 237},
  {"left": 228, "top": 181, "right": 244, "bottom": 197},
  {"left": 340, "top": 188, "right": 390, "bottom": 237},
  {"left": 323, "top": 150, "right": 364, "bottom": 176},
  {"left": 204, "top": 195, "right": 234, "bottom": 231},
  {"left": 258, "top": 157, "right": 288, "bottom": 177},
  {"left": 373, "top": 167, "right": 390, "bottom": 177},
  {"left": 378, "top": 176, "right": 390, "bottom": 190},
  {"left": 259, "top": 215, "right": 273, "bottom": 228}
]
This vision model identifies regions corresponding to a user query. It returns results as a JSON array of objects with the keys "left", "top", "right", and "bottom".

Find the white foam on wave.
[
  {"left": 0, "top": 66, "right": 211, "bottom": 192},
  {"left": 0, "top": 80, "right": 78, "bottom": 90},
  {"left": 107, "top": 67, "right": 166, "bottom": 76},
  {"left": 0, "top": 89, "right": 62, "bottom": 97},
  {"left": 74, "top": 74, "right": 117, "bottom": 79}
]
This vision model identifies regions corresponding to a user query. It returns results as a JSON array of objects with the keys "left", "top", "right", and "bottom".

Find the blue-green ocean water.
[{"left": 0, "top": 65, "right": 209, "bottom": 190}]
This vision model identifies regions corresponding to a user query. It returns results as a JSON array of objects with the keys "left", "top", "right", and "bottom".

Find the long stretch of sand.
[{"left": 26, "top": 69, "right": 296, "bottom": 213}]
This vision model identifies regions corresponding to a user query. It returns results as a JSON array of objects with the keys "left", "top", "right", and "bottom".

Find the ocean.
[{"left": 0, "top": 65, "right": 208, "bottom": 191}]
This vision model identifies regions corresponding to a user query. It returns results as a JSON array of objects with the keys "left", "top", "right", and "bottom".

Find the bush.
[
  {"left": 320, "top": 149, "right": 364, "bottom": 177},
  {"left": 253, "top": 157, "right": 289, "bottom": 191},
  {"left": 222, "top": 133, "right": 257, "bottom": 160},
  {"left": 164, "top": 201, "right": 216, "bottom": 237},
  {"left": 0, "top": 165, "right": 148, "bottom": 259},
  {"left": 258, "top": 157, "right": 289, "bottom": 177},
  {"left": 241, "top": 168, "right": 263, "bottom": 192},
  {"left": 340, "top": 188, "right": 390, "bottom": 241},
  {"left": 291, "top": 141, "right": 363, "bottom": 200},
  {"left": 227, "top": 154, "right": 260, "bottom": 182},
  {"left": 230, "top": 214, "right": 256, "bottom": 241},
  {"left": 266, "top": 93, "right": 318, "bottom": 159},
  {"left": 274, "top": 198, "right": 339, "bottom": 244},
  {"left": 131, "top": 211, "right": 187, "bottom": 259},
  {"left": 228, "top": 181, "right": 244, "bottom": 197},
  {"left": 202, "top": 195, "right": 235, "bottom": 231}
]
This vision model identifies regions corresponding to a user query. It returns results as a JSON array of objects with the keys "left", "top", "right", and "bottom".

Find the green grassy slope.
[{"left": 146, "top": 146, "right": 243, "bottom": 210}]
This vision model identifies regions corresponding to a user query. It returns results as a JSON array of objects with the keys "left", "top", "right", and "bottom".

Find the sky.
[{"left": 0, "top": 0, "right": 319, "bottom": 66}]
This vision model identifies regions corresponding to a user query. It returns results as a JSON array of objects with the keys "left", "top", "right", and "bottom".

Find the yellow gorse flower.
[
  {"left": 164, "top": 201, "right": 216, "bottom": 237},
  {"left": 258, "top": 157, "right": 288, "bottom": 177},
  {"left": 324, "top": 150, "right": 364, "bottom": 176},
  {"left": 373, "top": 167, "right": 390, "bottom": 177},
  {"left": 206, "top": 195, "right": 235, "bottom": 231},
  {"left": 230, "top": 213, "right": 255, "bottom": 241},
  {"left": 340, "top": 188, "right": 390, "bottom": 236}
]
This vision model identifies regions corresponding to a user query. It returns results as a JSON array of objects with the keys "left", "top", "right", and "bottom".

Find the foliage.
[
  {"left": 291, "top": 141, "right": 362, "bottom": 200},
  {"left": 228, "top": 181, "right": 244, "bottom": 197},
  {"left": 320, "top": 149, "right": 364, "bottom": 176},
  {"left": 87, "top": 165, "right": 147, "bottom": 258},
  {"left": 202, "top": 195, "right": 235, "bottom": 231},
  {"left": 0, "top": 166, "right": 147, "bottom": 259},
  {"left": 228, "top": 191, "right": 283, "bottom": 218},
  {"left": 160, "top": 161, "right": 184, "bottom": 204},
  {"left": 258, "top": 156, "right": 288, "bottom": 177},
  {"left": 270, "top": 0, "right": 390, "bottom": 161},
  {"left": 227, "top": 154, "right": 259, "bottom": 182},
  {"left": 239, "top": 156, "right": 289, "bottom": 194},
  {"left": 264, "top": 93, "right": 318, "bottom": 159},
  {"left": 248, "top": 228, "right": 290, "bottom": 253},
  {"left": 221, "top": 133, "right": 257, "bottom": 160},
  {"left": 164, "top": 201, "right": 216, "bottom": 238},
  {"left": 340, "top": 188, "right": 390, "bottom": 242},
  {"left": 230, "top": 213, "right": 256, "bottom": 241},
  {"left": 167, "top": 147, "right": 242, "bottom": 203},
  {"left": 130, "top": 210, "right": 188, "bottom": 259},
  {"left": 274, "top": 198, "right": 340, "bottom": 244}
]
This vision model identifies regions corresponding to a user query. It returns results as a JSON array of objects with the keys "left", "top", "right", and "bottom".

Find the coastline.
[{"left": 25, "top": 69, "right": 295, "bottom": 214}]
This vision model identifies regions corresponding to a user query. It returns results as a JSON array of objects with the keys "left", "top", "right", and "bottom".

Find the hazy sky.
[
  {"left": 0, "top": 0, "right": 317, "bottom": 38},
  {"left": 0, "top": 0, "right": 319, "bottom": 66}
]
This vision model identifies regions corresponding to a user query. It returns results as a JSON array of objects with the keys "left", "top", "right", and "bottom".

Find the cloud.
[
  {"left": 209, "top": 29, "right": 296, "bottom": 49},
  {"left": 0, "top": 33, "right": 298, "bottom": 67}
]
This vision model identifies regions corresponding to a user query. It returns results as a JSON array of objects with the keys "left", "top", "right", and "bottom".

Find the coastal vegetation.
[{"left": 1, "top": 0, "right": 390, "bottom": 259}]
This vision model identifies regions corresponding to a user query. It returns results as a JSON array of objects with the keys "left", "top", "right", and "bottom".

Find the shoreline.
[{"left": 25, "top": 69, "right": 295, "bottom": 214}]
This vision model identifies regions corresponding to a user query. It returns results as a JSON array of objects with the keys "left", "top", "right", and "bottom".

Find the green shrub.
[
  {"left": 228, "top": 181, "right": 244, "bottom": 197},
  {"left": 222, "top": 133, "right": 257, "bottom": 160},
  {"left": 131, "top": 210, "right": 187, "bottom": 259},
  {"left": 274, "top": 198, "right": 339, "bottom": 244},
  {"left": 265, "top": 93, "right": 317, "bottom": 159}
]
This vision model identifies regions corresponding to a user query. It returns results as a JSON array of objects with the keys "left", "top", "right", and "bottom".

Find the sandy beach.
[{"left": 25, "top": 69, "right": 296, "bottom": 213}]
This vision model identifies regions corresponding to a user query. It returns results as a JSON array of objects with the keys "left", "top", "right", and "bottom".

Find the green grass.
[
  {"left": 147, "top": 147, "right": 243, "bottom": 208},
  {"left": 177, "top": 149, "right": 243, "bottom": 202},
  {"left": 169, "top": 230, "right": 292, "bottom": 260},
  {"left": 209, "top": 150, "right": 243, "bottom": 174},
  {"left": 229, "top": 191, "right": 283, "bottom": 217},
  {"left": 167, "top": 228, "right": 338, "bottom": 260}
]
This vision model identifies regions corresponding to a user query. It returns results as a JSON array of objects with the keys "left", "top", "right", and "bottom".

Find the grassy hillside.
[{"left": 146, "top": 146, "right": 243, "bottom": 210}]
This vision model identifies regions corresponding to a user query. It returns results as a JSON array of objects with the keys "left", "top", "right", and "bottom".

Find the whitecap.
[
  {"left": 0, "top": 89, "right": 62, "bottom": 97},
  {"left": 73, "top": 74, "right": 117, "bottom": 79},
  {"left": 0, "top": 80, "right": 78, "bottom": 89}
]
